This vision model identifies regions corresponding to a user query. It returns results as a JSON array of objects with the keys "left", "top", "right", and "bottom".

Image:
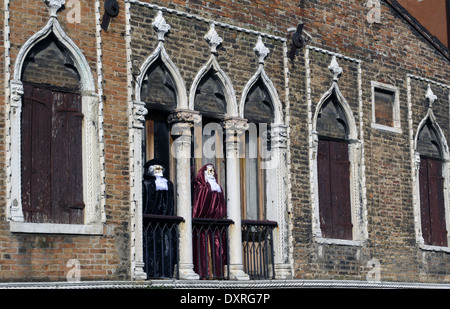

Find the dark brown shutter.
[
  {"left": 330, "top": 140, "right": 352, "bottom": 240},
  {"left": 419, "top": 158, "right": 432, "bottom": 245},
  {"left": 22, "top": 85, "right": 84, "bottom": 224},
  {"left": 420, "top": 157, "right": 447, "bottom": 246},
  {"left": 52, "top": 92, "right": 84, "bottom": 224},
  {"left": 22, "top": 85, "right": 53, "bottom": 223},
  {"left": 318, "top": 139, "right": 332, "bottom": 238},
  {"left": 317, "top": 138, "right": 352, "bottom": 240}
]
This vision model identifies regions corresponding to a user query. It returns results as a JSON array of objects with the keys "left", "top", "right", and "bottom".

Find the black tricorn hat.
[{"left": 144, "top": 158, "right": 164, "bottom": 169}]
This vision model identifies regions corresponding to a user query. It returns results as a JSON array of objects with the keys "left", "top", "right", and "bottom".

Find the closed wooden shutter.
[
  {"left": 419, "top": 157, "right": 447, "bottom": 246},
  {"left": 22, "top": 84, "right": 84, "bottom": 224},
  {"left": 318, "top": 138, "right": 352, "bottom": 240},
  {"left": 22, "top": 85, "right": 53, "bottom": 223}
]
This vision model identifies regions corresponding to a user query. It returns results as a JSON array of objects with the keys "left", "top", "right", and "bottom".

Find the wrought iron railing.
[
  {"left": 143, "top": 214, "right": 184, "bottom": 279},
  {"left": 241, "top": 220, "right": 277, "bottom": 280},
  {"left": 192, "top": 218, "right": 233, "bottom": 280}
]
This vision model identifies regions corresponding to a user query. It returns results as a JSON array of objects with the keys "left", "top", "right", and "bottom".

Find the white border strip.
[
  {"left": 1, "top": 279, "right": 450, "bottom": 289},
  {"left": 126, "top": 0, "right": 286, "bottom": 42}
]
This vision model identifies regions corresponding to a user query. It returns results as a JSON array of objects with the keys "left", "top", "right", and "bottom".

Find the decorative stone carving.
[
  {"left": 10, "top": 80, "right": 24, "bottom": 109},
  {"left": 328, "top": 55, "right": 343, "bottom": 82},
  {"left": 254, "top": 36, "right": 269, "bottom": 64},
  {"left": 204, "top": 23, "right": 223, "bottom": 55},
  {"left": 270, "top": 124, "right": 288, "bottom": 148},
  {"left": 168, "top": 109, "right": 200, "bottom": 138},
  {"left": 222, "top": 117, "right": 249, "bottom": 133},
  {"left": 132, "top": 101, "right": 148, "bottom": 129},
  {"left": 44, "top": 0, "right": 65, "bottom": 17},
  {"left": 153, "top": 10, "right": 171, "bottom": 42},
  {"left": 425, "top": 84, "right": 437, "bottom": 108}
]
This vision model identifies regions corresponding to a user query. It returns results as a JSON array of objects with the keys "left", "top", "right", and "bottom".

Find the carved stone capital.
[
  {"left": 270, "top": 123, "right": 288, "bottom": 148},
  {"left": 168, "top": 109, "right": 201, "bottom": 125},
  {"left": 10, "top": 80, "right": 24, "bottom": 108},
  {"left": 222, "top": 117, "right": 249, "bottom": 134},
  {"left": 414, "top": 151, "right": 421, "bottom": 172},
  {"left": 132, "top": 101, "right": 148, "bottom": 129},
  {"left": 168, "top": 109, "right": 200, "bottom": 137}
]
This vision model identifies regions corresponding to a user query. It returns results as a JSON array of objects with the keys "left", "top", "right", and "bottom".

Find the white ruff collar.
[
  {"left": 207, "top": 178, "right": 221, "bottom": 193},
  {"left": 155, "top": 176, "right": 168, "bottom": 191}
]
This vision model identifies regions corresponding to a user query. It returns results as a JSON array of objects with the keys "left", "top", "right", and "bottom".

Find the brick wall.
[
  {"left": 0, "top": 0, "right": 449, "bottom": 284},
  {"left": 0, "top": 0, "right": 129, "bottom": 282}
]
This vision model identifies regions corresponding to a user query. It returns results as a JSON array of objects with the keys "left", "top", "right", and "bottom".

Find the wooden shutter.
[
  {"left": 330, "top": 140, "right": 352, "bottom": 240},
  {"left": 420, "top": 157, "right": 447, "bottom": 246},
  {"left": 317, "top": 138, "right": 352, "bottom": 240},
  {"left": 22, "top": 85, "right": 53, "bottom": 222},
  {"left": 318, "top": 139, "right": 332, "bottom": 238},
  {"left": 52, "top": 92, "right": 84, "bottom": 224},
  {"left": 22, "top": 85, "right": 84, "bottom": 224}
]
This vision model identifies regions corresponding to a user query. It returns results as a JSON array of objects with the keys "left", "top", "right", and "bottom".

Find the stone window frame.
[
  {"left": 309, "top": 55, "right": 367, "bottom": 247},
  {"left": 370, "top": 81, "right": 402, "bottom": 134},
  {"left": 7, "top": 10, "right": 104, "bottom": 235},
  {"left": 129, "top": 8, "right": 292, "bottom": 280},
  {"left": 411, "top": 84, "right": 450, "bottom": 253}
]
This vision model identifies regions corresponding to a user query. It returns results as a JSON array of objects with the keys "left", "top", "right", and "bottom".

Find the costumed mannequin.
[
  {"left": 143, "top": 159, "right": 174, "bottom": 215},
  {"left": 192, "top": 164, "right": 227, "bottom": 279},
  {"left": 142, "top": 159, "right": 176, "bottom": 278}
]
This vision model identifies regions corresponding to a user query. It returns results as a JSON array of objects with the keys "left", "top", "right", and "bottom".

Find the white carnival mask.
[
  {"left": 204, "top": 165, "right": 221, "bottom": 192},
  {"left": 149, "top": 164, "right": 168, "bottom": 190}
]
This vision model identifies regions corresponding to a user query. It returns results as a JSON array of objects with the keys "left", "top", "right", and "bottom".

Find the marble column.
[
  {"left": 169, "top": 109, "right": 200, "bottom": 280},
  {"left": 131, "top": 100, "right": 148, "bottom": 281},
  {"left": 266, "top": 123, "right": 292, "bottom": 279},
  {"left": 222, "top": 117, "right": 250, "bottom": 280}
]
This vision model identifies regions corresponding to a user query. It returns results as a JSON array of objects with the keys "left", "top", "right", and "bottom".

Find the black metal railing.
[
  {"left": 241, "top": 220, "right": 277, "bottom": 280},
  {"left": 143, "top": 214, "right": 184, "bottom": 279},
  {"left": 192, "top": 218, "right": 233, "bottom": 280}
]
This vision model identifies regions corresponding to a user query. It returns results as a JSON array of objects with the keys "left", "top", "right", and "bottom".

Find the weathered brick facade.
[{"left": 0, "top": 0, "right": 449, "bottom": 286}]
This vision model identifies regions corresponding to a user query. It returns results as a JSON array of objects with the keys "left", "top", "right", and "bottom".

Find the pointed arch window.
[
  {"left": 311, "top": 56, "right": 367, "bottom": 244},
  {"left": 241, "top": 78, "right": 274, "bottom": 221},
  {"left": 416, "top": 116, "right": 449, "bottom": 247},
  {"left": 8, "top": 11, "right": 103, "bottom": 234},
  {"left": 316, "top": 96, "right": 352, "bottom": 240}
]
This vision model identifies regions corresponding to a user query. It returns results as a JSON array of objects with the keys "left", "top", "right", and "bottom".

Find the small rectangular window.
[{"left": 371, "top": 81, "right": 401, "bottom": 133}]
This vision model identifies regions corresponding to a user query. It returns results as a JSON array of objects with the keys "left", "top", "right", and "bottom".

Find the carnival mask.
[
  {"left": 149, "top": 164, "right": 164, "bottom": 177},
  {"left": 205, "top": 164, "right": 215, "bottom": 180}
]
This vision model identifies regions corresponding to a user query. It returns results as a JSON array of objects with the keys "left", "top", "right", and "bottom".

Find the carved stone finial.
[
  {"left": 153, "top": 10, "right": 171, "bottom": 42},
  {"left": 425, "top": 84, "right": 437, "bottom": 108},
  {"left": 328, "top": 55, "right": 343, "bottom": 82},
  {"left": 254, "top": 36, "right": 269, "bottom": 64},
  {"left": 44, "top": 0, "right": 65, "bottom": 17},
  {"left": 204, "top": 23, "right": 223, "bottom": 55}
]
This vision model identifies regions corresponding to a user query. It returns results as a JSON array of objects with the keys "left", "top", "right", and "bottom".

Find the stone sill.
[
  {"left": 419, "top": 243, "right": 450, "bottom": 253},
  {"left": 371, "top": 122, "right": 402, "bottom": 134},
  {"left": 9, "top": 221, "right": 104, "bottom": 235},
  {"left": 314, "top": 236, "right": 364, "bottom": 247}
]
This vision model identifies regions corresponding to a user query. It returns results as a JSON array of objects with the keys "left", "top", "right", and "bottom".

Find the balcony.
[
  {"left": 143, "top": 214, "right": 184, "bottom": 279},
  {"left": 242, "top": 220, "right": 277, "bottom": 280},
  {"left": 143, "top": 215, "right": 277, "bottom": 280},
  {"left": 192, "top": 218, "right": 233, "bottom": 280}
]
